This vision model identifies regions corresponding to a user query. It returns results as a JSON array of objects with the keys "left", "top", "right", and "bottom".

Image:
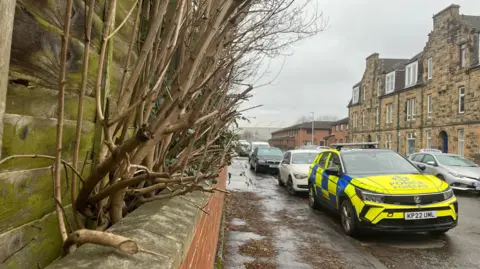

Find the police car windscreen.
[{"left": 342, "top": 151, "right": 420, "bottom": 176}]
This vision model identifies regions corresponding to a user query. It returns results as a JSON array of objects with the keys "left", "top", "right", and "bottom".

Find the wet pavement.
[{"left": 223, "top": 157, "right": 480, "bottom": 269}]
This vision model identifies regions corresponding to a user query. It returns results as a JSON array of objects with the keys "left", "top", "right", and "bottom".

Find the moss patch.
[
  {"left": 0, "top": 206, "right": 78, "bottom": 269},
  {"left": 0, "top": 164, "right": 90, "bottom": 234},
  {"left": 0, "top": 114, "right": 94, "bottom": 172}
]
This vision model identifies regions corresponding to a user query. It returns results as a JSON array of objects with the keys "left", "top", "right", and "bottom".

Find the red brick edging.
[{"left": 179, "top": 168, "right": 227, "bottom": 269}]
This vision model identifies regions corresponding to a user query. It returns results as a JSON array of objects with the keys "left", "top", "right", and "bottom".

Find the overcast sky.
[{"left": 238, "top": 0, "right": 480, "bottom": 127}]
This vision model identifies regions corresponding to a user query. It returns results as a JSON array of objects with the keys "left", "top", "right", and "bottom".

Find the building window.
[
  {"left": 427, "top": 57, "right": 433, "bottom": 79},
  {"left": 406, "top": 99, "right": 416, "bottom": 121},
  {"left": 335, "top": 125, "right": 338, "bottom": 131},
  {"left": 458, "top": 129, "right": 464, "bottom": 157},
  {"left": 375, "top": 106, "right": 379, "bottom": 125},
  {"left": 385, "top": 72, "right": 395, "bottom": 94},
  {"left": 459, "top": 87, "right": 465, "bottom": 113},
  {"left": 406, "top": 133, "right": 415, "bottom": 156},
  {"left": 478, "top": 33, "right": 480, "bottom": 63},
  {"left": 426, "top": 130, "right": 431, "bottom": 148},
  {"left": 354, "top": 114, "right": 358, "bottom": 127},
  {"left": 346, "top": 123, "right": 349, "bottom": 130},
  {"left": 427, "top": 94, "right": 432, "bottom": 118},
  {"left": 377, "top": 79, "right": 382, "bottom": 96},
  {"left": 405, "top": 61, "right": 418, "bottom": 87},
  {"left": 340, "top": 124, "right": 343, "bottom": 131},
  {"left": 362, "top": 135, "right": 365, "bottom": 143},
  {"left": 362, "top": 112, "right": 365, "bottom": 127},
  {"left": 376, "top": 134, "right": 380, "bottom": 143},
  {"left": 461, "top": 44, "right": 467, "bottom": 67},
  {"left": 352, "top": 86, "right": 360, "bottom": 104},
  {"left": 363, "top": 86, "right": 366, "bottom": 101},
  {"left": 386, "top": 104, "right": 393, "bottom": 123},
  {"left": 385, "top": 133, "right": 392, "bottom": 149}
]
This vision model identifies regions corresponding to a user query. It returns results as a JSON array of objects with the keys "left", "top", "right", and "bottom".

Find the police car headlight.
[
  {"left": 355, "top": 188, "right": 385, "bottom": 203},
  {"left": 449, "top": 172, "right": 466, "bottom": 178},
  {"left": 293, "top": 173, "right": 308, "bottom": 179},
  {"left": 443, "top": 188, "right": 454, "bottom": 200}
]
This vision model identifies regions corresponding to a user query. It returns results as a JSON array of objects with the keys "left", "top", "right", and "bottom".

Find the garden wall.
[
  {"left": 44, "top": 170, "right": 227, "bottom": 269},
  {"left": 0, "top": 1, "right": 138, "bottom": 268}
]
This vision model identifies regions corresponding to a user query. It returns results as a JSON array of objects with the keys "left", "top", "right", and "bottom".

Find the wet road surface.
[{"left": 223, "top": 157, "right": 480, "bottom": 269}]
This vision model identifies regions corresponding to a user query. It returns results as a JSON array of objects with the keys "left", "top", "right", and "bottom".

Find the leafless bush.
[{"left": 1, "top": 0, "right": 326, "bottom": 254}]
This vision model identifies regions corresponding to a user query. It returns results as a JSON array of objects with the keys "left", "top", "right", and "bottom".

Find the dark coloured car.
[{"left": 249, "top": 147, "right": 284, "bottom": 173}]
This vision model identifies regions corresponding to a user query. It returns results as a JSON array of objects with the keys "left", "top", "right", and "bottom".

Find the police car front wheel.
[{"left": 340, "top": 199, "right": 360, "bottom": 236}]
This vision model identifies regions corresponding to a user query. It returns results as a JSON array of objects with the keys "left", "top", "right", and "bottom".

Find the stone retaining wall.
[{"left": 45, "top": 170, "right": 227, "bottom": 269}]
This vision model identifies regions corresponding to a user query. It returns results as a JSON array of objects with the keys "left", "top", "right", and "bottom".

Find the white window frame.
[
  {"left": 459, "top": 87, "right": 465, "bottom": 114},
  {"left": 386, "top": 104, "right": 393, "bottom": 123},
  {"left": 346, "top": 123, "right": 349, "bottom": 130},
  {"left": 375, "top": 106, "right": 379, "bottom": 125},
  {"left": 385, "top": 133, "right": 392, "bottom": 149},
  {"left": 405, "top": 61, "right": 418, "bottom": 87},
  {"left": 377, "top": 80, "right": 382, "bottom": 96},
  {"left": 352, "top": 86, "right": 360, "bottom": 104},
  {"left": 362, "top": 112, "right": 365, "bottom": 127},
  {"left": 458, "top": 129, "right": 465, "bottom": 157},
  {"left": 426, "top": 130, "right": 431, "bottom": 149},
  {"left": 406, "top": 133, "right": 415, "bottom": 156},
  {"left": 406, "top": 99, "right": 416, "bottom": 121},
  {"left": 340, "top": 124, "right": 343, "bottom": 131},
  {"left": 427, "top": 57, "right": 433, "bottom": 79},
  {"left": 427, "top": 94, "right": 432, "bottom": 118},
  {"left": 363, "top": 86, "right": 366, "bottom": 101},
  {"left": 385, "top": 72, "right": 395, "bottom": 94},
  {"left": 376, "top": 134, "right": 380, "bottom": 143},
  {"left": 461, "top": 44, "right": 467, "bottom": 68},
  {"left": 336, "top": 125, "right": 339, "bottom": 131}
]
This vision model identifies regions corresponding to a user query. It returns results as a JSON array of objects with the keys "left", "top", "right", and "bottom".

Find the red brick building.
[
  {"left": 269, "top": 121, "right": 334, "bottom": 150},
  {"left": 325, "top": 117, "right": 349, "bottom": 146}
]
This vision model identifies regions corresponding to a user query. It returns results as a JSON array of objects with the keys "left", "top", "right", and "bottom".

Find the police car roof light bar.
[{"left": 330, "top": 142, "right": 379, "bottom": 151}]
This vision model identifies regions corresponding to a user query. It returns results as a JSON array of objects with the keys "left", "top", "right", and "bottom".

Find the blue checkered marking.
[{"left": 335, "top": 173, "right": 353, "bottom": 209}]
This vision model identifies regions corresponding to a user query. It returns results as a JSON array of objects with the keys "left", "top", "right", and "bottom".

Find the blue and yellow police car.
[{"left": 308, "top": 142, "right": 458, "bottom": 236}]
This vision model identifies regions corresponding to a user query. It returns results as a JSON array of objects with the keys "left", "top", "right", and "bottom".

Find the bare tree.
[
  {"left": 242, "top": 130, "right": 254, "bottom": 141},
  {"left": 296, "top": 115, "right": 310, "bottom": 124},
  {"left": 316, "top": 115, "right": 340, "bottom": 121},
  {"left": 1, "top": 0, "right": 327, "bottom": 254}
]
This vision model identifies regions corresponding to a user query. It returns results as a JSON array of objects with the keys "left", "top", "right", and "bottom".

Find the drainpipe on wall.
[
  {"left": 0, "top": 1, "right": 16, "bottom": 159},
  {"left": 396, "top": 94, "right": 400, "bottom": 153}
]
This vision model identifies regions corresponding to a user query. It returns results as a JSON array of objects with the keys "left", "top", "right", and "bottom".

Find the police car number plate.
[
  {"left": 269, "top": 164, "right": 278, "bottom": 168},
  {"left": 404, "top": 211, "right": 437, "bottom": 220}
]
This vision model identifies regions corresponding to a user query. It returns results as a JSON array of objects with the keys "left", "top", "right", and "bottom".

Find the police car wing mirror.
[
  {"left": 417, "top": 164, "right": 426, "bottom": 171},
  {"left": 325, "top": 167, "right": 341, "bottom": 176},
  {"left": 426, "top": 161, "right": 437, "bottom": 166}
]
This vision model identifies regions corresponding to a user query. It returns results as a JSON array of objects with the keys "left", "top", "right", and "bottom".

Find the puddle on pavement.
[{"left": 230, "top": 218, "right": 247, "bottom": 226}]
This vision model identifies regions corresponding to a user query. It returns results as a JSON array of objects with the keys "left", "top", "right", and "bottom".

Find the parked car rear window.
[
  {"left": 436, "top": 155, "right": 477, "bottom": 167},
  {"left": 258, "top": 148, "right": 283, "bottom": 156},
  {"left": 292, "top": 152, "right": 318, "bottom": 164}
]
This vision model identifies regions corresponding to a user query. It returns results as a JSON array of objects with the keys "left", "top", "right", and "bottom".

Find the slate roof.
[
  {"left": 462, "top": 15, "right": 480, "bottom": 30},
  {"left": 272, "top": 121, "right": 335, "bottom": 134},
  {"left": 381, "top": 58, "right": 410, "bottom": 73},
  {"left": 335, "top": 117, "right": 349, "bottom": 124}
]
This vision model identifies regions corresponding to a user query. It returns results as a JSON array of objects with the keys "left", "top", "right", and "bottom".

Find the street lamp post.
[{"left": 311, "top": 112, "right": 314, "bottom": 145}]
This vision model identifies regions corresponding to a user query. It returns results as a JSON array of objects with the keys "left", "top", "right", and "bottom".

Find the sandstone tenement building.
[{"left": 348, "top": 4, "right": 480, "bottom": 160}]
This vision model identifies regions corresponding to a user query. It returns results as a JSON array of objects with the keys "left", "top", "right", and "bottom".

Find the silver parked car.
[{"left": 409, "top": 150, "right": 480, "bottom": 191}]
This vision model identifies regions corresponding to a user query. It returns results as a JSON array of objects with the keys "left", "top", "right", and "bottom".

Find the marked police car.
[
  {"left": 308, "top": 143, "right": 458, "bottom": 236},
  {"left": 409, "top": 149, "right": 480, "bottom": 191}
]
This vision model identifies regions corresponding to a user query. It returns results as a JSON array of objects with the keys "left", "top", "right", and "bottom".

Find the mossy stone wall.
[{"left": 0, "top": 1, "right": 138, "bottom": 268}]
